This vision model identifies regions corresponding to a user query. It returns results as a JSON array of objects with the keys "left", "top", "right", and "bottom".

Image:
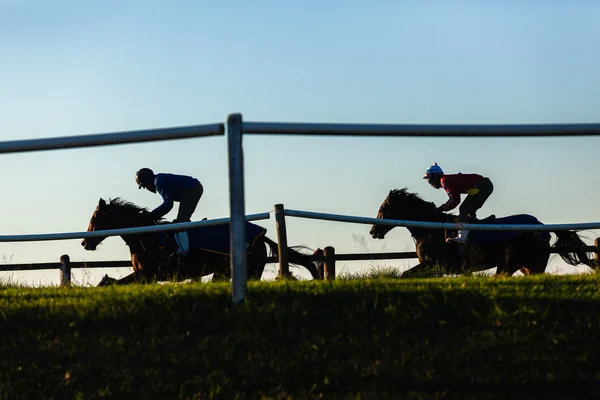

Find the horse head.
[
  {"left": 81, "top": 197, "right": 154, "bottom": 250},
  {"left": 369, "top": 188, "right": 439, "bottom": 239}
]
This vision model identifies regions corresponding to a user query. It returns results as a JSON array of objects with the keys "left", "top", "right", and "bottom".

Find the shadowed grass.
[
  {"left": 337, "top": 262, "right": 501, "bottom": 280},
  {"left": 2, "top": 274, "right": 600, "bottom": 399}
]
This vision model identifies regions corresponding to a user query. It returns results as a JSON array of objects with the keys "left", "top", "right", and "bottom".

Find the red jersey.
[{"left": 438, "top": 173, "right": 483, "bottom": 211}]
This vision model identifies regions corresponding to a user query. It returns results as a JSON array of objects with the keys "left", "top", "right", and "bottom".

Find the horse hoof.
[{"left": 98, "top": 274, "right": 117, "bottom": 287}]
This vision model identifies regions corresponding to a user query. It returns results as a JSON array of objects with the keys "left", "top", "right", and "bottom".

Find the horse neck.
[
  {"left": 409, "top": 210, "right": 455, "bottom": 239},
  {"left": 112, "top": 210, "right": 157, "bottom": 250},
  {"left": 392, "top": 201, "right": 443, "bottom": 239}
]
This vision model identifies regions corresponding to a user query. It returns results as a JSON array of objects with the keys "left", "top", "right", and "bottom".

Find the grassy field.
[{"left": 2, "top": 273, "right": 600, "bottom": 399}]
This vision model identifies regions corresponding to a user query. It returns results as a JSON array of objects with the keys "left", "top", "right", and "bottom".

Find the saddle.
[
  {"left": 471, "top": 214, "right": 496, "bottom": 223},
  {"left": 156, "top": 217, "right": 208, "bottom": 249}
]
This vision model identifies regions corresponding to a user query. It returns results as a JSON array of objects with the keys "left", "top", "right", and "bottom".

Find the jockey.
[
  {"left": 423, "top": 162, "right": 494, "bottom": 244},
  {"left": 135, "top": 168, "right": 204, "bottom": 257}
]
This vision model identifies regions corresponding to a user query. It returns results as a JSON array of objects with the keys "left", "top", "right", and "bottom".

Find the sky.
[{"left": 1, "top": 1, "right": 600, "bottom": 286}]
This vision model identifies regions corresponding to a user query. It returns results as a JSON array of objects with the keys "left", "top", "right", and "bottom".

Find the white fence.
[
  {"left": 282, "top": 209, "right": 600, "bottom": 231},
  {"left": 231, "top": 116, "right": 600, "bottom": 302},
  {"left": 0, "top": 213, "right": 271, "bottom": 242},
  {"left": 2, "top": 114, "right": 600, "bottom": 303}
]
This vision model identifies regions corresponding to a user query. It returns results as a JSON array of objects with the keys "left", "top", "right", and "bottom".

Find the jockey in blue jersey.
[{"left": 135, "top": 168, "right": 204, "bottom": 258}]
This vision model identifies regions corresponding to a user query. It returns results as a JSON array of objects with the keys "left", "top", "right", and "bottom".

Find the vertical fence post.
[
  {"left": 227, "top": 113, "right": 248, "bottom": 304},
  {"left": 315, "top": 248, "right": 325, "bottom": 279},
  {"left": 595, "top": 238, "right": 600, "bottom": 268},
  {"left": 60, "top": 254, "right": 71, "bottom": 286},
  {"left": 274, "top": 204, "right": 290, "bottom": 278},
  {"left": 324, "top": 246, "right": 336, "bottom": 280}
]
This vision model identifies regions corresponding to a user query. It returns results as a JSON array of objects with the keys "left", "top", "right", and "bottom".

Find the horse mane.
[
  {"left": 106, "top": 197, "right": 166, "bottom": 223},
  {"left": 384, "top": 188, "right": 449, "bottom": 221}
]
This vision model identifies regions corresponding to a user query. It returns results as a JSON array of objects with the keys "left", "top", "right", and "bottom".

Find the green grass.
[{"left": 2, "top": 274, "right": 600, "bottom": 399}]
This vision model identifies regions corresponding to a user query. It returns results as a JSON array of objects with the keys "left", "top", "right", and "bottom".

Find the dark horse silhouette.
[
  {"left": 369, "top": 188, "right": 595, "bottom": 277},
  {"left": 81, "top": 198, "right": 321, "bottom": 286}
]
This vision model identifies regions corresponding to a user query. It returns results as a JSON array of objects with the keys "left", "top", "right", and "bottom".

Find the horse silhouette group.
[
  {"left": 369, "top": 188, "right": 594, "bottom": 278},
  {"left": 83, "top": 188, "right": 595, "bottom": 286}
]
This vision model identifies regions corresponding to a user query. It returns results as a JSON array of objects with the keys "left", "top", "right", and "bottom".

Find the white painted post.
[{"left": 227, "top": 113, "right": 248, "bottom": 304}]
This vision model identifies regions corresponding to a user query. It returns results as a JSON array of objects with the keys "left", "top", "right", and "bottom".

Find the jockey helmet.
[
  {"left": 135, "top": 168, "right": 155, "bottom": 189},
  {"left": 423, "top": 162, "right": 443, "bottom": 179}
]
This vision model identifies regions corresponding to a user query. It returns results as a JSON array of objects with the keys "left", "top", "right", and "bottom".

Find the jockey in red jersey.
[{"left": 423, "top": 162, "right": 494, "bottom": 244}]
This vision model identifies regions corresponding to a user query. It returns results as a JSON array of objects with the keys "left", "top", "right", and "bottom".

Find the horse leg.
[
  {"left": 400, "top": 262, "right": 438, "bottom": 279},
  {"left": 180, "top": 251, "right": 228, "bottom": 283},
  {"left": 97, "top": 274, "right": 118, "bottom": 287},
  {"left": 496, "top": 247, "right": 519, "bottom": 277},
  {"left": 207, "top": 256, "right": 230, "bottom": 282},
  {"left": 523, "top": 239, "right": 551, "bottom": 275},
  {"left": 247, "top": 260, "right": 265, "bottom": 280},
  {"left": 99, "top": 270, "right": 154, "bottom": 286},
  {"left": 246, "top": 241, "right": 267, "bottom": 280},
  {"left": 118, "top": 271, "right": 145, "bottom": 284},
  {"left": 204, "top": 255, "right": 230, "bottom": 282},
  {"left": 211, "top": 272, "right": 230, "bottom": 282},
  {"left": 499, "top": 237, "right": 549, "bottom": 277},
  {"left": 518, "top": 267, "right": 531, "bottom": 276},
  {"left": 528, "top": 255, "right": 550, "bottom": 274}
]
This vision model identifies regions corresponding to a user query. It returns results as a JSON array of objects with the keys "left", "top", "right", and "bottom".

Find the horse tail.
[
  {"left": 263, "top": 236, "right": 322, "bottom": 280},
  {"left": 552, "top": 230, "right": 595, "bottom": 268}
]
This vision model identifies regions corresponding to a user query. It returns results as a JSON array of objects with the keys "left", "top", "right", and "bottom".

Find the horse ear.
[{"left": 99, "top": 198, "right": 106, "bottom": 207}]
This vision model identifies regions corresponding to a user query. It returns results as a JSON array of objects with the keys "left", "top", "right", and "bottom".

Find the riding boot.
[{"left": 174, "top": 231, "right": 190, "bottom": 257}]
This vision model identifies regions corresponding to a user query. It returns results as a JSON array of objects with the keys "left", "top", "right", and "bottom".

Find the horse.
[
  {"left": 81, "top": 198, "right": 321, "bottom": 286},
  {"left": 369, "top": 188, "right": 595, "bottom": 278}
]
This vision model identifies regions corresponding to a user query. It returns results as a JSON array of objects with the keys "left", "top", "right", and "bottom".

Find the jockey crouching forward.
[
  {"left": 135, "top": 168, "right": 204, "bottom": 258},
  {"left": 423, "top": 162, "right": 494, "bottom": 244}
]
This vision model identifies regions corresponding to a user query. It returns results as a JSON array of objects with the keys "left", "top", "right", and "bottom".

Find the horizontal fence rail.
[
  {"left": 242, "top": 122, "right": 600, "bottom": 137},
  {"left": 0, "top": 123, "right": 225, "bottom": 154},
  {"left": 283, "top": 209, "right": 600, "bottom": 232},
  {"left": 3, "top": 243, "right": 599, "bottom": 281},
  {"left": 1, "top": 252, "right": 420, "bottom": 273},
  {"left": 0, "top": 213, "right": 271, "bottom": 242},
  {"left": 0, "top": 260, "right": 133, "bottom": 272},
  {"left": 265, "top": 245, "right": 600, "bottom": 263}
]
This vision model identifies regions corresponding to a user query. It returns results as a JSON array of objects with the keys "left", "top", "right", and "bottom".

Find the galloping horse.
[
  {"left": 82, "top": 198, "right": 321, "bottom": 285},
  {"left": 369, "top": 188, "right": 594, "bottom": 277}
]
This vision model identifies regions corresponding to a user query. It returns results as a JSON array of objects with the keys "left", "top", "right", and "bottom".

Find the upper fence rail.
[
  {"left": 283, "top": 209, "right": 600, "bottom": 232},
  {"left": 0, "top": 123, "right": 225, "bottom": 154},
  {"left": 0, "top": 121, "right": 235, "bottom": 243},
  {"left": 242, "top": 122, "right": 600, "bottom": 137}
]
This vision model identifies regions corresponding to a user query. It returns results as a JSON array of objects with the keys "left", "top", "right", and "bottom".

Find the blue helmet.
[{"left": 423, "top": 162, "right": 443, "bottom": 179}]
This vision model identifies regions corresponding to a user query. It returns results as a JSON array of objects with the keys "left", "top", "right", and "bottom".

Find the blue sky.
[{"left": 1, "top": 1, "right": 600, "bottom": 285}]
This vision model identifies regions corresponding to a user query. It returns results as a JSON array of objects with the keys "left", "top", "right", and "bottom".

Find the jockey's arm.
[
  {"left": 438, "top": 190, "right": 460, "bottom": 212},
  {"left": 150, "top": 192, "right": 174, "bottom": 220}
]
